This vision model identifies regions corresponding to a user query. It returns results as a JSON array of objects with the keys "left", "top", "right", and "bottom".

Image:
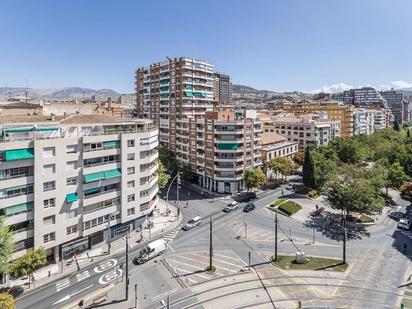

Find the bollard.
[{"left": 48, "top": 270, "right": 51, "bottom": 277}]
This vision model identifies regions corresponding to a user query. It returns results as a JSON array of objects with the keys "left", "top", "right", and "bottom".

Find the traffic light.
[{"left": 177, "top": 172, "right": 181, "bottom": 189}]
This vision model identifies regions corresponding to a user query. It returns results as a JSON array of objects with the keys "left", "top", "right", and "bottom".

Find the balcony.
[
  {"left": 14, "top": 227, "right": 34, "bottom": 242},
  {"left": 214, "top": 155, "right": 243, "bottom": 162}
]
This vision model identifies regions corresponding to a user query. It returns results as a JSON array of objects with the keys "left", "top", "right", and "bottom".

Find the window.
[
  {"left": 43, "top": 232, "right": 55, "bottom": 243},
  {"left": 67, "top": 161, "right": 77, "bottom": 170},
  {"left": 66, "top": 176, "right": 77, "bottom": 186},
  {"left": 127, "top": 153, "right": 135, "bottom": 161},
  {"left": 127, "top": 167, "right": 135, "bottom": 175},
  {"left": 140, "top": 202, "right": 150, "bottom": 212},
  {"left": 66, "top": 144, "right": 77, "bottom": 154},
  {"left": 127, "top": 207, "right": 135, "bottom": 216},
  {"left": 127, "top": 180, "right": 135, "bottom": 188},
  {"left": 43, "top": 198, "right": 55, "bottom": 208},
  {"left": 43, "top": 147, "right": 55, "bottom": 157},
  {"left": 43, "top": 164, "right": 55, "bottom": 175},
  {"left": 43, "top": 181, "right": 55, "bottom": 192},
  {"left": 67, "top": 225, "right": 77, "bottom": 235},
  {"left": 67, "top": 209, "right": 78, "bottom": 219},
  {"left": 128, "top": 194, "right": 135, "bottom": 202},
  {"left": 43, "top": 215, "right": 55, "bottom": 225},
  {"left": 127, "top": 140, "right": 135, "bottom": 147}
]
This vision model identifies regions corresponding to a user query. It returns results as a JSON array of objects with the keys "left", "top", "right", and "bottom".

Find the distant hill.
[
  {"left": 233, "top": 84, "right": 278, "bottom": 95},
  {"left": 0, "top": 87, "right": 121, "bottom": 100}
]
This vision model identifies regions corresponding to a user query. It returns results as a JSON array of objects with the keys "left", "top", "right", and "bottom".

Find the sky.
[{"left": 0, "top": 0, "right": 411, "bottom": 93}]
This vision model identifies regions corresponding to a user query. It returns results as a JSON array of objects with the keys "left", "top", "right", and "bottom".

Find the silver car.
[{"left": 182, "top": 216, "right": 202, "bottom": 231}]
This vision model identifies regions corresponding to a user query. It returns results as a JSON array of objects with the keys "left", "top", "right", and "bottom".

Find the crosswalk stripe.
[{"left": 56, "top": 278, "right": 70, "bottom": 291}]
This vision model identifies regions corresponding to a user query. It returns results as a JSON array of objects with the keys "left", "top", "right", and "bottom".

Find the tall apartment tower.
[
  {"left": 380, "top": 89, "right": 407, "bottom": 123},
  {"left": 135, "top": 57, "right": 215, "bottom": 155},
  {"left": 214, "top": 72, "right": 233, "bottom": 104}
]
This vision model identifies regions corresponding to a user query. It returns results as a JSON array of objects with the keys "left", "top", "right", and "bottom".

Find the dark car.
[
  {"left": 243, "top": 203, "right": 255, "bottom": 213},
  {"left": 233, "top": 192, "right": 257, "bottom": 203}
]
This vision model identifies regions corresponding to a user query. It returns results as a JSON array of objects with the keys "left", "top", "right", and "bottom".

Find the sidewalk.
[{"left": 6, "top": 198, "right": 181, "bottom": 292}]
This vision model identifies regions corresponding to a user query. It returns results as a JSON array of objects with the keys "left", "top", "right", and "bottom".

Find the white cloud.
[
  {"left": 309, "top": 83, "right": 353, "bottom": 94},
  {"left": 390, "top": 80, "right": 412, "bottom": 90}
]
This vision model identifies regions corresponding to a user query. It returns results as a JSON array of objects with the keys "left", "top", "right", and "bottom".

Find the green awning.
[
  {"left": 5, "top": 127, "right": 34, "bottom": 133},
  {"left": 184, "top": 92, "right": 193, "bottom": 97},
  {"left": 193, "top": 92, "right": 202, "bottom": 97},
  {"left": 66, "top": 193, "right": 78, "bottom": 203},
  {"left": 104, "top": 169, "right": 122, "bottom": 180},
  {"left": 5, "top": 148, "right": 34, "bottom": 161},
  {"left": 4, "top": 202, "right": 33, "bottom": 216},
  {"left": 184, "top": 84, "right": 193, "bottom": 89},
  {"left": 160, "top": 86, "right": 169, "bottom": 91},
  {"left": 160, "top": 79, "right": 170, "bottom": 84},
  {"left": 84, "top": 187, "right": 101, "bottom": 195},
  {"left": 35, "top": 127, "right": 58, "bottom": 131},
  {"left": 103, "top": 140, "right": 120, "bottom": 148},
  {"left": 160, "top": 93, "right": 169, "bottom": 97},
  {"left": 84, "top": 171, "right": 105, "bottom": 183},
  {"left": 218, "top": 143, "right": 238, "bottom": 150}
]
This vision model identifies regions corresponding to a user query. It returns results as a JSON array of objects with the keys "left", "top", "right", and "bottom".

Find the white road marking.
[
  {"left": 214, "top": 253, "right": 245, "bottom": 262},
  {"left": 52, "top": 284, "right": 94, "bottom": 305},
  {"left": 94, "top": 258, "right": 117, "bottom": 273},
  {"left": 75, "top": 270, "right": 90, "bottom": 282},
  {"left": 98, "top": 268, "right": 122, "bottom": 285},
  {"left": 55, "top": 278, "right": 70, "bottom": 292}
]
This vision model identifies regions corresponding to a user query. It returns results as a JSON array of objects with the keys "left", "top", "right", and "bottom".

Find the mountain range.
[{"left": 0, "top": 87, "right": 121, "bottom": 100}]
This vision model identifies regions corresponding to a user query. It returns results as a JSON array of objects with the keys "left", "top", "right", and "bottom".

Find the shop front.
[{"left": 60, "top": 236, "right": 90, "bottom": 261}]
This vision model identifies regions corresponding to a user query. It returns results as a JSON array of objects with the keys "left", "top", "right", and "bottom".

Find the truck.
[{"left": 134, "top": 239, "right": 168, "bottom": 265}]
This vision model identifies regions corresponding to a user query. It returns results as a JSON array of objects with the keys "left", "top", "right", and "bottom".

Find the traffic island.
[
  {"left": 271, "top": 255, "right": 348, "bottom": 272},
  {"left": 268, "top": 199, "right": 302, "bottom": 216},
  {"left": 205, "top": 266, "right": 216, "bottom": 274}
]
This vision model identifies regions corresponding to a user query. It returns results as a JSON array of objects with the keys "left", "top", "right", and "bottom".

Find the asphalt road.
[{"left": 16, "top": 182, "right": 412, "bottom": 308}]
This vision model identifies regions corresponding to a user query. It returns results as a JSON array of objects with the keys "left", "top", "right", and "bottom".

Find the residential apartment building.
[
  {"left": 353, "top": 109, "right": 375, "bottom": 135},
  {"left": 135, "top": 57, "right": 214, "bottom": 154},
  {"left": 281, "top": 101, "right": 354, "bottom": 137},
  {"left": 214, "top": 72, "right": 233, "bottom": 104},
  {"left": 338, "top": 87, "right": 389, "bottom": 109},
  {"left": 174, "top": 110, "right": 262, "bottom": 194},
  {"left": 0, "top": 115, "right": 158, "bottom": 265},
  {"left": 261, "top": 112, "right": 341, "bottom": 148},
  {"left": 380, "top": 89, "right": 410, "bottom": 123},
  {"left": 259, "top": 132, "right": 298, "bottom": 179}
]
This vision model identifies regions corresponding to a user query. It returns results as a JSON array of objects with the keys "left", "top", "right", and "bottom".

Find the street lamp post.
[
  {"left": 209, "top": 215, "right": 213, "bottom": 270},
  {"left": 274, "top": 210, "right": 278, "bottom": 261},
  {"left": 166, "top": 172, "right": 181, "bottom": 216},
  {"left": 123, "top": 233, "right": 131, "bottom": 301}
]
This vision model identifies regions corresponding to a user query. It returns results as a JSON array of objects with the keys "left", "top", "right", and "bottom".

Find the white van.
[
  {"left": 134, "top": 238, "right": 167, "bottom": 264},
  {"left": 398, "top": 219, "right": 411, "bottom": 230}
]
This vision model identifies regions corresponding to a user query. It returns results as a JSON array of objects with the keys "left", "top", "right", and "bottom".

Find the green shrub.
[
  {"left": 295, "top": 185, "right": 309, "bottom": 195},
  {"left": 278, "top": 201, "right": 302, "bottom": 216},
  {"left": 308, "top": 190, "right": 319, "bottom": 198}
]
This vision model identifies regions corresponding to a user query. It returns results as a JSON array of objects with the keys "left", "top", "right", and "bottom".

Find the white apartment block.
[
  {"left": 353, "top": 109, "right": 375, "bottom": 135},
  {"left": 0, "top": 115, "right": 159, "bottom": 264},
  {"left": 262, "top": 112, "right": 341, "bottom": 148}
]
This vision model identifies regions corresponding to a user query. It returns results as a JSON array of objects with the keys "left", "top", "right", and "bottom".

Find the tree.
[
  {"left": 393, "top": 119, "right": 400, "bottom": 131},
  {"left": 292, "top": 149, "right": 305, "bottom": 166},
  {"left": 400, "top": 182, "right": 412, "bottom": 197},
  {"left": 244, "top": 168, "right": 267, "bottom": 191},
  {"left": 268, "top": 157, "right": 285, "bottom": 183},
  {"left": 157, "top": 161, "right": 170, "bottom": 189},
  {"left": 327, "top": 172, "right": 385, "bottom": 216},
  {"left": 387, "top": 162, "right": 408, "bottom": 193},
  {"left": 0, "top": 292, "right": 15, "bottom": 309},
  {"left": 329, "top": 138, "right": 366, "bottom": 164},
  {"left": 9, "top": 248, "right": 47, "bottom": 287},
  {"left": 0, "top": 216, "right": 15, "bottom": 276},
  {"left": 302, "top": 146, "right": 316, "bottom": 189}
]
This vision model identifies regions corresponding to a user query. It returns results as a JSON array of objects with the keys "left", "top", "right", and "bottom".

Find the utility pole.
[
  {"left": 166, "top": 172, "right": 181, "bottom": 216},
  {"left": 176, "top": 173, "right": 181, "bottom": 218},
  {"left": 107, "top": 218, "right": 111, "bottom": 254},
  {"left": 125, "top": 234, "right": 130, "bottom": 301},
  {"left": 209, "top": 215, "right": 213, "bottom": 270},
  {"left": 274, "top": 211, "right": 278, "bottom": 261},
  {"left": 134, "top": 283, "right": 137, "bottom": 308},
  {"left": 342, "top": 211, "right": 347, "bottom": 263}
]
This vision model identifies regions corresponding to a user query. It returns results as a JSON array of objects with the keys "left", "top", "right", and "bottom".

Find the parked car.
[
  {"left": 223, "top": 201, "right": 239, "bottom": 212},
  {"left": 182, "top": 216, "right": 202, "bottom": 231},
  {"left": 134, "top": 239, "right": 168, "bottom": 264},
  {"left": 398, "top": 218, "right": 411, "bottom": 230},
  {"left": 233, "top": 192, "right": 257, "bottom": 203},
  {"left": 243, "top": 203, "right": 256, "bottom": 213}
]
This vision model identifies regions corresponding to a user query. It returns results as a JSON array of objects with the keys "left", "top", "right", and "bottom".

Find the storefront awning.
[
  {"left": 5, "top": 148, "right": 34, "bottom": 161},
  {"left": 66, "top": 192, "right": 78, "bottom": 203}
]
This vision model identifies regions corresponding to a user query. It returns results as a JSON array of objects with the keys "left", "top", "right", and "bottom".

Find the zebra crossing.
[
  {"left": 163, "top": 225, "right": 182, "bottom": 244},
  {"left": 165, "top": 250, "right": 247, "bottom": 285},
  {"left": 55, "top": 277, "right": 71, "bottom": 292}
]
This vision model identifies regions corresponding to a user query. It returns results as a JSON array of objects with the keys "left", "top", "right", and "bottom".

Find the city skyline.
[{"left": 1, "top": 0, "right": 412, "bottom": 93}]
